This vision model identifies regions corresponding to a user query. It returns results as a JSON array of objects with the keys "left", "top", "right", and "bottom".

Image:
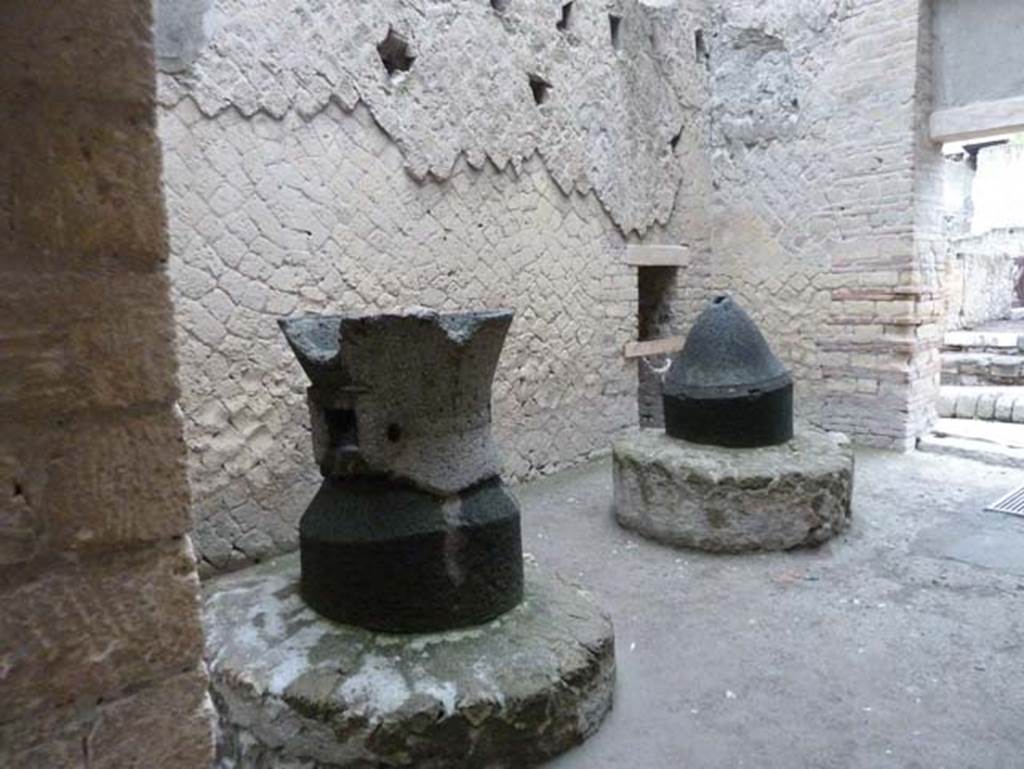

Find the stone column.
[{"left": 0, "top": 2, "right": 214, "bottom": 765}]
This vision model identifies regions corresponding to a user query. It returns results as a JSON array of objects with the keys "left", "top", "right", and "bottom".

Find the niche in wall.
[{"left": 377, "top": 28, "right": 415, "bottom": 78}]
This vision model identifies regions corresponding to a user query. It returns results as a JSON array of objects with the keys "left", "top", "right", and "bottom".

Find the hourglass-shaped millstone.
[{"left": 278, "top": 308, "right": 524, "bottom": 632}]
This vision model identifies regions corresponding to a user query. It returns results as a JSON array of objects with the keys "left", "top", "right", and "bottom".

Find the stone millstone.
[
  {"left": 663, "top": 295, "right": 793, "bottom": 448},
  {"left": 300, "top": 477, "right": 523, "bottom": 633},
  {"left": 204, "top": 555, "right": 615, "bottom": 769},
  {"left": 613, "top": 428, "right": 853, "bottom": 552},
  {"left": 278, "top": 309, "right": 513, "bottom": 495}
]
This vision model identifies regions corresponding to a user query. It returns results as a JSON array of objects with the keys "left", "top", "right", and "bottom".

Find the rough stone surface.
[
  {"left": 204, "top": 555, "right": 615, "bottom": 769},
  {"left": 0, "top": 539, "right": 206, "bottom": 717},
  {"left": 678, "top": 0, "right": 944, "bottom": 450},
  {"left": 944, "top": 230, "right": 1017, "bottom": 331},
  {"left": 511, "top": 450, "right": 1024, "bottom": 768},
  {"left": 613, "top": 428, "right": 853, "bottom": 552},
  {"left": 0, "top": 668, "right": 215, "bottom": 769},
  {"left": 0, "top": 0, "right": 215, "bottom": 764},
  {"left": 156, "top": 0, "right": 698, "bottom": 233},
  {"left": 299, "top": 477, "right": 524, "bottom": 633},
  {"left": 662, "top": 295, "right": 793, "bottom": 447},
  {"left": 937, "top": 385, "right": 1024, "bottom": 423},
  {"left": 280, "top": 309, "right": 512, "bottom": 494}
]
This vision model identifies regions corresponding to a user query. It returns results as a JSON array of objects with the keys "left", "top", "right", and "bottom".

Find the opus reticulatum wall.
[
  {"left": 157, "top": 0, "right": 711, "bottom": 572},
  {"left": 158, "top": 0, "right": 948, "bottom": 572}
]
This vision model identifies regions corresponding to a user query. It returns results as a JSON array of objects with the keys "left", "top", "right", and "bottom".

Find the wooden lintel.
[
  {"left": 624, "top": 336, "right": 685, "bottom": 358},
  {"left": 625, "top": 245, "right": 689, "bottom": 267}
]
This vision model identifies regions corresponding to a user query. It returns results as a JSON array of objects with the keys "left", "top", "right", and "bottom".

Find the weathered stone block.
[
  {"left": 613, "top": 428, "right": 853, "bottom": 552},
  {"left": 954, "top": 392, "right": 978, "bottom": 418},
  {"left": 0, "top": 409, "right": 190, "bottom": 564},
  {"left": 976, "top": 392, "right": 998, "bottom": 420},
  {"left": 0, "top": 668, "right": 214, "bottom": 769},
  {"left": 204, "top": 555, "right": 615, "bottom": 769},
  {"left": 299, "top": 477, "right": 523, "bottom": 632},
  {"left": 995, "top": 395, "right": 1015, "bottom": 422},
  {"left": 0, "top": 538, "right": 204, "bottom": 716},
  {"left": 0, "top": 273, "right": 179, "bottom": 420},
  {"left": 1, "top": 2, "right": 156, "bottom": 105},
  {"left": 1012, "top": 398, "right": 1024, "bottom": 424},
  {"left": 2, "top": 98, "right": 166, "bottom": 272},
  {"left": 280, "top": 309, "right": 512, "bottom": 495}
]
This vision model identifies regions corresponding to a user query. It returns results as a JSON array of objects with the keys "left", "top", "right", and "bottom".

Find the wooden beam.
[
  {"left": 625, "top": 245, "right": 689, "bottom": 267},
  {"left": 623, "top": 336, "right": 685, "bottom": 358},
  {"left": 930, "top": 95, "right": 1024, "bottom": 143}
]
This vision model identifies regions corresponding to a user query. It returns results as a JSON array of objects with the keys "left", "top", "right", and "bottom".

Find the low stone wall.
[{"left": 945, "top": 229, "right": 1021, "bottom": 330}]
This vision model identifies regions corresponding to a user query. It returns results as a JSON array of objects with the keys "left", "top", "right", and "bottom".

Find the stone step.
[
  {"left": 937, "top": 385, "right": 1024, "bottom": 423},
  {"left": 918, "top": 418, "right": 1024, "bottom": 469},
  {"left": 943, "top": 329, "right": 1024, "bottom": 353},
  {"left": 940, "top": 351, "right": 1024, "bottom": 386}
]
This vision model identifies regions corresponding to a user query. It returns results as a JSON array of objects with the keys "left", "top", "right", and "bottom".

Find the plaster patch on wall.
[{"left": 156, "top": 0, "right": 705, "bottom": 234}]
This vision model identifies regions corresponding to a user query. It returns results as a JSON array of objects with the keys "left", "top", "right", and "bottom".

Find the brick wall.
[
  {"left": 0, "top": 2, "right": 214, "bottom": 765},
  {"left": 670, "top": 0, "right": 943, "bottom": 449}
]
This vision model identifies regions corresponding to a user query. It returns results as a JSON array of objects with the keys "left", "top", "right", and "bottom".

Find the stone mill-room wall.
[
  {"left": 156, "top": 0, "right": 711, "bottom": 572},
  {"left": 680, "top": 0, "right": 944, "bottom": 449},
  {"left": 0, "top": 1, "right": 214, "bottom": 766}
]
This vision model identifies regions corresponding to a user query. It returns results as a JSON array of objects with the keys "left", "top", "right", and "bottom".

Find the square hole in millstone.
[
  {"left": 325, "top": 407, "right": 358, "bottom": 451},
  {"left": 528, "top": 74, "right": 552, "bottom": 105},
  {"left": 377, "top": 27, "right": 415, "bottom": 77}
]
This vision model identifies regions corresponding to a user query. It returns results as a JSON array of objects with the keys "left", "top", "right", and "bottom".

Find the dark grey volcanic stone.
[
  {"left": 663, "top": 295, "right": 793, "bottom": 447},
  {"left": 300, "top": 476, "right": 523, "bottom": 633}
]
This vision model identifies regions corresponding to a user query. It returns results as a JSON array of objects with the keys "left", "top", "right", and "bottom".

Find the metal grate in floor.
[{"left": 985, "top": 483, "right": 1024, "bottom": 517}]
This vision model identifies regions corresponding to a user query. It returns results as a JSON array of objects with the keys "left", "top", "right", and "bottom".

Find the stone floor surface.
[{"left": 517, "top": 448, "right": 1024, "bottom": 769}]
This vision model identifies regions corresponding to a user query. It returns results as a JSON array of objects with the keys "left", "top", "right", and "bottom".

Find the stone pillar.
[{"left": 0, "top": 2, "right": 214, "bottom": 766}]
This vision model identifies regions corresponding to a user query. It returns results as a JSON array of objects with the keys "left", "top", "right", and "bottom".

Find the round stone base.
[
  {"left": 613, "top": 428, "right": 853, "bottom": 552},
  {"left": 204, "top": 554, "right": 615, "bottom": 769}
]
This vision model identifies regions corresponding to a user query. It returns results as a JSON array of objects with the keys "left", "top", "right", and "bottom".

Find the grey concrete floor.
[{"left": 517, "top": 448, "right": 1024, "bottom": 769}]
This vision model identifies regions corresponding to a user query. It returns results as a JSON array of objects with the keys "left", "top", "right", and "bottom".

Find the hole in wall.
[
  {"left": 713, "top": 295, "right": 727, "bottom": 304},
  {"left": 491, "top": 0, "right": 509, "bottom": 11},
  {"left": 610, "top": 14, "right": 623, "bottom": 50},
  {"left": 694, "top": 28, "right": 709, "bottom": 64},
  {"left": 670, "top": 126, "right": 683, "bottom": 151},
  {"left": 528, "top": 74, "right": 552, "bottom": 105},
  {"left": 386, "top": 423, "right": 402, "bottom": 443},
  {"left": 377, "top": 27, "right": 415, "bottom": 77},
  {"left": 12, "top": 481, "right": 23, "bottom": 498},
  {"left": 325, "top": 408, "right": 358, "bottom": 450},
  {"left": 638, "top": 266, "right": 677, "bottom": 428},
  {"left": 556, "top": 2, "right": 573, "bottom": 31}
]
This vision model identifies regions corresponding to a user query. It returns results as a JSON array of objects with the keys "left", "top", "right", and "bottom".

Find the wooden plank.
[
  {"left": 623, "top": 336, "right": 685, "bottom": 358},
  {"left": 930, "top": 95, "right": 1024, "bottom": 143},
  {"left": 625, "top": 245, "right": 689, "bottom": 267}
]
